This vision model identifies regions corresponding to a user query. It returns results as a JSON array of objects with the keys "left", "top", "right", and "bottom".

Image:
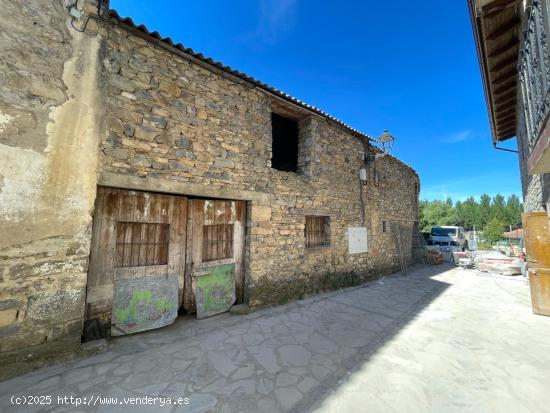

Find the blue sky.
[{"left": 111, "top": 0, "right": 522, "bottom": 202}]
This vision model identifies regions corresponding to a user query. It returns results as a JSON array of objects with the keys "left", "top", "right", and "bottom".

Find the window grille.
[
  {"left": 115, "top": 222, "right": 169, "bottom": 267},
  {"left": 305, "top": 216, "right": 330, "bottom": 248}
]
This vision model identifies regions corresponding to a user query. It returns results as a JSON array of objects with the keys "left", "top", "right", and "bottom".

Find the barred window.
[
  {"left": 203, "top": 224, "right": 234, "bottom": 262},
  {"left": 115, "top": 222, "right": 169, "bottom": 267},
  {"left": 305, "top": 216, "right": 330, "bottom": 248}
]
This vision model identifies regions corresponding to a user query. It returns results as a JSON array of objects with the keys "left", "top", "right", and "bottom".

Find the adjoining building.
[
  {"left": 469, "top": 0, "right": 550, "bottom": 315},
  {"left": 0, "top": 0, "right": 419, "bottom": 378}
]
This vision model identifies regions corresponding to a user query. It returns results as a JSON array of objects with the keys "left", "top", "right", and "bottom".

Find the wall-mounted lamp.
[
  {"left": 364, "top": 130, "right": 396, "bottom": 164},
  {"left": 377, "top": 130, "right": 395, "bottom": 155}
]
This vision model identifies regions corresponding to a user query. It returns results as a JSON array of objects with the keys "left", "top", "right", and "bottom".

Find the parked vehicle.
[{"left": 430, "top": 226, "right": 468, "bottom": 251}]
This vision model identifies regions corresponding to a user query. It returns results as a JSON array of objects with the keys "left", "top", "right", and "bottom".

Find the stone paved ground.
[{"left": 1, "top": 264, "right": 549, "bottom": 413}]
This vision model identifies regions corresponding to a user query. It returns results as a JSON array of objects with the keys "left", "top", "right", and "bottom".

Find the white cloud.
[
  {"left": 442, "top": 129, "right": 475, "bottom": 143},
  {"left": 420, "top": 173, "right": 522, "bottom": 202},
  {"left": 241, "top": 0, "right": 298, "bottom": 46}
]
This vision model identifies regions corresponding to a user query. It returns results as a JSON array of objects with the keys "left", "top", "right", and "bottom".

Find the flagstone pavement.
[{"left": 1, "top": 264, "right": 549, "bottom": 413}]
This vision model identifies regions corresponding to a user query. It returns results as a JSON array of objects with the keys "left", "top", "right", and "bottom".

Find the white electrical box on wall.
[
  {"left": 359, "top": 168, "right": 367, "bottom": 182},
  {"left": 348, "top": 227, "right": 368, "bottom": 254}
]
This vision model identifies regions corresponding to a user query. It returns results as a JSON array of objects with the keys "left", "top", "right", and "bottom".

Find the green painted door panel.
[
  {"left": 193, "top": 263, "right": 236, "bottom": 319},
  {"left": 111, "top": 275, "right": 179, "bottom": 336}
]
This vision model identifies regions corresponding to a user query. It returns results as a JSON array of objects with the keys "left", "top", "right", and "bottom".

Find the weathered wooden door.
[
  {"left": 87, "top": 187, "right": 187, "bottom": 335},
  {"left": 184, "top": 199, "right": 246, "bottom": 319},
  {"left": 523, "top": 211, "right": 550, "bottom": 316}
]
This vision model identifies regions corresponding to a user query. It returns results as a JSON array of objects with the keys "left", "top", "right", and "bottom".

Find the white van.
[{"left": 430, "top": 226, "right": 467, "bottom": 251}]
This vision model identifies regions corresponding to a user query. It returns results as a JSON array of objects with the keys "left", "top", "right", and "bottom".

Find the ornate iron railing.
[{"left": 519, "top": 0, "right": 550, "bottom": 153}]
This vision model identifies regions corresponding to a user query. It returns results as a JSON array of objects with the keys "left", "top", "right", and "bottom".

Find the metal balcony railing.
[{"left": 519, "top": 0, "right": 550, "bottom": 153}]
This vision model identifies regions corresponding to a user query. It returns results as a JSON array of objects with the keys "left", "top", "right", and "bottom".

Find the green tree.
[
  {"left": 420, "top": 199, "right": 457, "bottom": 231},
  {"left": 463, "top": 196, "right": 481, "bottom": 229},
  {"left": 419, "top": 194, "right": 523, "bottom": 233},
  {"left": 479, "top": 194, "right": 491, "bottom": 227},
  {"left": 455, "top": 200, "right": 465, "bottom": 227},
  {"left": 491, "top": 194, "right": 506, "bottom": 221},
  {"left": 484, "top": 218, "right": 505, "bottom": 244},
  {"left": 506, "top": 194, "right": 522, "bottom": 226}
]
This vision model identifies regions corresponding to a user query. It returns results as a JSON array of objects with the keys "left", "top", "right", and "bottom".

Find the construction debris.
[
  {"left": 473, "top": 252, "right": 522, "bottom": 276},
  {"left": 426, "top": 250, "right": 444, "bottom": 265}
]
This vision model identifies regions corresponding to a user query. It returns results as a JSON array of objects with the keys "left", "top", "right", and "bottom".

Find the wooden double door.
[{"left": 86, "top": 187, "right": 245, "bottom": 336}]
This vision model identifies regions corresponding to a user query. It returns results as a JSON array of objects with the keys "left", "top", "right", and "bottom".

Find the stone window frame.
[
  {"left": 269, "top": 99, "right": 315, "bottom": 177},
  {"left": 304, "top": 215, "right": 331, "bottom": 249}
]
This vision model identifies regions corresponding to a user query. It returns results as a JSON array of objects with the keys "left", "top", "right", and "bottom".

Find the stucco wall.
[{"left": 0, "top": 0, "right": 106, "bottom": 377}]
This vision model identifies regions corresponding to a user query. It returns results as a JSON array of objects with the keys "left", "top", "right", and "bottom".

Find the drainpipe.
[{"left": 493, "top": 143, "right": 519, "bottom": 153}]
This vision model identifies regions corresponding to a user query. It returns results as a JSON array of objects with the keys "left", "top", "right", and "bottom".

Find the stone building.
[
  {"left": 0, "top": 0, "right": 419, "bottom": 377},
  {"left": 469, "top": 0, "right": 550, "bottom": 316}
]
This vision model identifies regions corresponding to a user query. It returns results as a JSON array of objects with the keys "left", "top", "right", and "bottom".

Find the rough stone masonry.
[{"left": 0, "top": 0, "right": 419, "bottom": 378}]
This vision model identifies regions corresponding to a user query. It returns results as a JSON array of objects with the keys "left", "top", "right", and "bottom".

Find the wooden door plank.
[
  {"left": 171, "top": 196, "right": 187, "bottom": 305},
  {"left": 98, "top": 188, "right": 119, "bottom": 285},
  {"left": 88, "top": 188, "right": 105, "bottom": 288},
  {"left": 183, "top": 200, "right": 195, "bottom": 312},
  {"left": 234, "top": 200, "right": 246, "bottom": 303}
]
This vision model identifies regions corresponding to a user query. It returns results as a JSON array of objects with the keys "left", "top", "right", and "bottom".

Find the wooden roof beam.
[
  {"left": 497, "top": 132, "right": 516, "bottom": 141},
  {"left": 490, "top": 55, "right": 518, "bottom": 72},
  {"left": 488, "top": 37, "right": 519, "bottom": 58},
  {"left": 497, "top": 119, "right": 516, "bottom": 131},
  {"left": 494, "top": 91, "right": 517, "bottom": 107},
  {"left": 496, "top": 113, "right": 516, "bottom": 125},
  {"left": 482, "top": 0, "right": 521, "bottom": 18},
  {"left": 492, "top": 68, "right": 517, "bottom": 85},
  {"left": 493, "top": 77, "right": 518, "bottom": 95},
  {"left": 493, "top": 89, "right": 516, "bottom": 104},
  {"left": 496, "top": 104, "right": 516, "bottom": 117},
  {"left": 494, "top": 99, "right": 516, "bottom": 113},
  {"left": 493, "top": 82, "right": 517, "bottom": 98},
  {"left": 498, "top": 127, "right": 516, "bottom": 137},
  {"left": 486, "top": 16, "right": 520, "bottom": 40}
]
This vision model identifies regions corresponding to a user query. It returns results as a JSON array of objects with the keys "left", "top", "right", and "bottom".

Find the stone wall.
[
  {"left": 0, "top": 1, "right": 419, "bottom": 378},
  {"left": 0, "top": 0, "right": 106, "bottom": 378},
  {"left": 98, "top": 18, "right": 420, "bottom": 307},
  {"left": 517, "top": 102, "right": 550, "bottom": 212}
]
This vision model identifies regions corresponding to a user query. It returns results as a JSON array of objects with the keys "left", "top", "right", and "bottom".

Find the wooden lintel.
[
  {"left": 486, "top": 17, "right": 520, "bottom": 40},
  {"left": 488, "top": 37, "right": 519, "bottom": 58},
  {"left": 490, "top": 55, "right": 518, "bottom": 72}
]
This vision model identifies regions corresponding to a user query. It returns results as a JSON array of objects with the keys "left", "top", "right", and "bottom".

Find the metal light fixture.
[
  {"left": 377, "top": 130, "right": 395, "bottom": 155},
  {"left": 364, "top": 130, "right": 396, "bottom": 164}
]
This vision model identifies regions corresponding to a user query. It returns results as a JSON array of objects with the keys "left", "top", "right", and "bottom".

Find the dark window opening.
[
  {"left": 305, "top": 216, "right": 330, "bottom": 248},
  {"left": 271, "top": 113, "right": 299, "bottom": 172},
  {"left": 115, "top": 222, "right": 169, "bottom": 267},
  {"left": 203, "top": 223, "right": 234, "bottom": 262},
  {"left": 382, "top": 221, "right": 387, "bottom": 233}
]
